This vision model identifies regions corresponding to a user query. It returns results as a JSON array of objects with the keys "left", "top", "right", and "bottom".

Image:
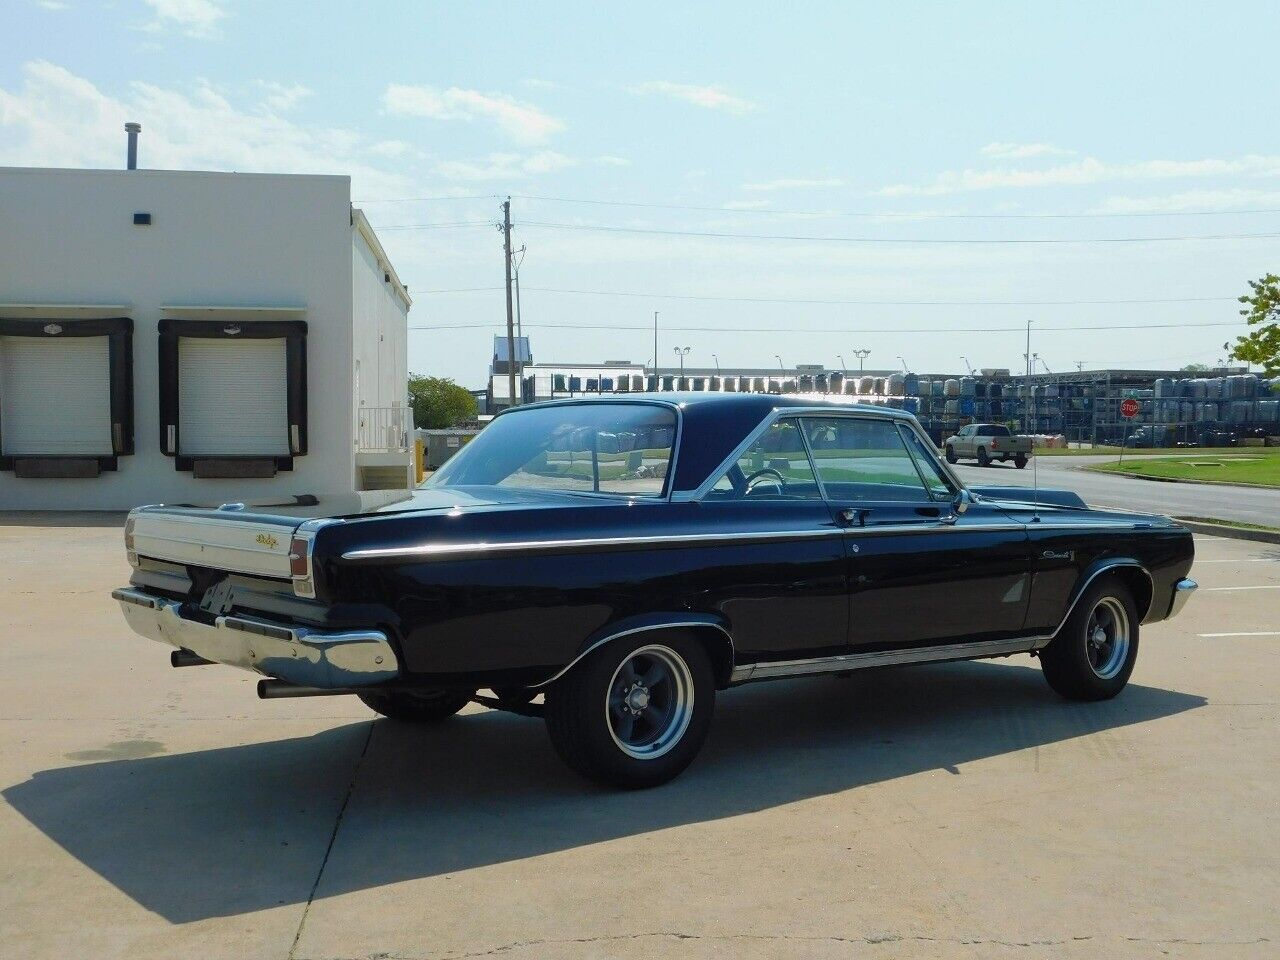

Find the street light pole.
[
  {"left": 711, "top": 353, "right": 720, "bottom": 374},
  {"left": 852, "top": 348, "right": 871, "bottom": 371},
  {"left": 673, "top": 346, "right": 691, "bottom": 374}
]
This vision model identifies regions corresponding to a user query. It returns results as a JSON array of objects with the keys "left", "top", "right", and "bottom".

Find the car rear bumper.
[
  {"left": 112, "top": 587, "right": 400, "bottom": 687},
  {"left": 1166, "top": 578, "right": 1198, "bottom": 620}
]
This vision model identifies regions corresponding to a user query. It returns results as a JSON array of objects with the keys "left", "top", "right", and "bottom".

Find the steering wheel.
[{"left": 743, "top": 467, "right": 787, "bottom": 495}]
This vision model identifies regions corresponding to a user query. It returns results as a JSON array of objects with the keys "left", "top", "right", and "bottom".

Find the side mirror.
[{"left": 952, "top": 488, "right": 975, "bottom": 515}]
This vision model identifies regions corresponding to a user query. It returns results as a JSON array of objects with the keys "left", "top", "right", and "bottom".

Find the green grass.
[
  {"left": 1178, "top": 515, "right": 1280, "bottom": 534},
  {"left": 1033, "top": 445, "right": 1280, "bottom": 457},
  {"left": 1089, "top": 455, "right": 1280, "bottom": 488}
]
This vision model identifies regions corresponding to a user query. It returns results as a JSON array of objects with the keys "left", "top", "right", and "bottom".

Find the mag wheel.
[
  {"left": 545, "top": 635, "right": 714, "bottom": 789},
  {"left": 1040, "top": 577, "right": 1139, "bottom": 701},
  {"left": 358, "top": 688, "right": 473, "bottom": 722}
]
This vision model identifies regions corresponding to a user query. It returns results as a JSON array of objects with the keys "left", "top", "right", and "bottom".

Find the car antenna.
[{"left": 1025, "top": 319, "right": 1040, "bottom": 523}]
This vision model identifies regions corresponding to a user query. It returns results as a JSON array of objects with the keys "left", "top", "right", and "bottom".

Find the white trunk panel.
[
  {"left": 0, "top": 336, "right": 112, "bottom": 455},
  {"left": 179, "top": 338, "right": 289, "bottom": 456}
]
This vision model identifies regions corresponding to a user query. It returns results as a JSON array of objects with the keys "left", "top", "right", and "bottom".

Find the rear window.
[
  {"left": 427, "top": 402, "right": 676, "bottom": 498},
  {"left": 979, "top": 425, "right": 1011, "bottom": 437}
]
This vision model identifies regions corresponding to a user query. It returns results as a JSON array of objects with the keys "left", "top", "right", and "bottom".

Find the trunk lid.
[{"left": 130, "top": 506, "right": 303, "bottom": 579}]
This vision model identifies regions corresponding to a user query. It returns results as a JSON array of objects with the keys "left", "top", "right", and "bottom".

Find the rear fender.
[{"left": 533, "top": 612, "right": 735, "bottom": 689}]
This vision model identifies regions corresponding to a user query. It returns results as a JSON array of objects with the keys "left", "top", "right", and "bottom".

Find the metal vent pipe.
[{"left": 125, "top": 122, "right": 141, "bottom": 170}]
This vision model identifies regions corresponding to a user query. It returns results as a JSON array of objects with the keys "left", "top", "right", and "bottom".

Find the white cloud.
[
  {"left": 742, "top": 177, "right": 844, "bottom": 192},
  {"left": 1092, "top": 188, "right": 1280, "bottom": 214},
  {"left": 255, "top": 81, "right": 312, "bottom": 112},
  {"left": 980, "top": 141, "right": 1074, "bottom": 160},
  {"left": 878, "top": 154, "right": 1280, "bottom": 196},
  {"left": 596, "top": 155, "right": 630, "bottom": 167},
  {"left": 435, "top": 151, "right": 577, "bottom": 181},
  {"left": 141, "top": 0, "right": 226, "bottom": 38},
  {"left": 630, "top": 81, "right": 756, "bottom": 115},
  {"left": 0, "top": 60, "right": 409, "bottom": 197},
  {"left": 382, "top": 84, "right": 564, "bottom": 144},
  {"left": 34, "top": 1, "right": 70, "bottom": 10},
  {"left": 722, "top": 199, "right": 773, "bottom": 210}
]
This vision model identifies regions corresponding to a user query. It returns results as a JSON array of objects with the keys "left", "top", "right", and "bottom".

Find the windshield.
[{"left": 427, "top": 402, "right": 677, "bottom": 498}]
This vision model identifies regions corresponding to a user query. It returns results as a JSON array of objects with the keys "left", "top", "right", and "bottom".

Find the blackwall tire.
[
  {"left": 1015, "top": 453, "right": 1028, "bottom": 469},
  {"left": 545, "top": 634, "right": 715, "bottom": 789},
  {"left": 977, "top": 447, "right": 990, "bottom": 467},
  {"left": 944, "top": 445, "right": 957, "bottom": 464},
  {"left": 358, "top": 689, "right": 473, "bottom": 722},
  {"left": 1039, "top": 577, "right": 1139, "bottom": 701}
]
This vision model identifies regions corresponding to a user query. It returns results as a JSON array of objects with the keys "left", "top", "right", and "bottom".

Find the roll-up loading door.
[
  {"left": 178, "top": 338, "right": 289, "bottom": 456},
  {"left": 1, "top": 336, "right": 113, "bottom": 455}
]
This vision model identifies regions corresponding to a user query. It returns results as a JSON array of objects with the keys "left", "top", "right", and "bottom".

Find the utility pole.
[
  {"left": 502, "top": 198, "right": 517, "bottom": 408},
  {"left": 512, "top": 244, "right": 526, "bottom": 389},
  {"left": 653, "top": 311, "right": 659, "bottom": 381}
]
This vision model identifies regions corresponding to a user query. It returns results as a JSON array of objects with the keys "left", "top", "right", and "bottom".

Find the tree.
[
  {"left": 407, "top": 374, "right": 477, "bottom": 429},
  {"left": 1180, "top": 362, "right": 1210, "bottom": 372},
  {"left": 1231, "top": 273, "right": 1280, "bottom": 376}
]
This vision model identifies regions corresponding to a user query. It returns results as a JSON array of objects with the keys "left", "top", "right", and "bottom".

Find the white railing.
[{"left": 356, "top": 405, "right": 411, "bottom": 453}]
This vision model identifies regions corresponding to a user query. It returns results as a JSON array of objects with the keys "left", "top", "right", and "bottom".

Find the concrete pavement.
[
  {"left": 955, "top": 454, "right": 1280, "bottom": 527},
  {"left": 1, "top": 516, "right": 1277, "bottom": 959}
]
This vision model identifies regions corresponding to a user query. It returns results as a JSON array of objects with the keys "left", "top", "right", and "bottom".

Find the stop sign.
[{"left": 1120, "top": 398, "right": 1140, "bottom": 419}]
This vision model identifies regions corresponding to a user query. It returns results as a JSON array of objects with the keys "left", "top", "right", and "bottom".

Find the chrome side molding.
[{"left": 730, "top": 636, "right": 1034, "bottom": 683}]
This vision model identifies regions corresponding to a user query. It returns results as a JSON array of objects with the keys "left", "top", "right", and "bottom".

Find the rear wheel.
[
  {"left": 545, "top": 635, "right": 714, "bottom": 789},
  {"left": 1015, "top": 453, "right": 1028, "bottom": 469},
  {"left": 1039, "top": 578, "right": 1139, "bottom": 701},
  {"left": 358, "top": 688, "right": 473, "bottom": 723},
  {"left": 944, "top": 445, "right": 958, "bottom": 464},
  {"left": 977, "top": 446, "right": 990, "bottom": 467}
]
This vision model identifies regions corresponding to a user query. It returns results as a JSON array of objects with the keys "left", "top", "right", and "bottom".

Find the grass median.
[{"left": 1088, "top": 452, "right": 1280, "bottom": 488}]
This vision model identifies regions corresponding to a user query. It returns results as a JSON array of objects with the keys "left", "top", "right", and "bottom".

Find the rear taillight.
[
  {"left": 124, "top": 514, "right": 138, "bottom": 566},
  {"left": 290, "top": 519, "right": 340, "bottom": 599}
]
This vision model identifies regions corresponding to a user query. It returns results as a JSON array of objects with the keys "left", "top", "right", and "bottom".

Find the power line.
[
  {"left": 354, "top": 190, "right": 1280, "bottom": 219},
  {"left": 377, "top": 220, "right": 495, "bottom": 230},
  {"left": 412, "top": 320, "right": 1243, "bottom": 334},
  {"left": 517, "top": 220, "right": 1280, "bottom": 245},
  {"left": 415, "top": 284, "right": 1236, "bottom": 307}
]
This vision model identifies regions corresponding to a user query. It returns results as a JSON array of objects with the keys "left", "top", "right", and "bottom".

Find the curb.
[{"left": 1174, "top": 518, "right": 1280, "bottom": 546}]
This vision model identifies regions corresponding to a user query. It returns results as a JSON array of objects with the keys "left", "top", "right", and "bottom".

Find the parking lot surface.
[{"left": 1, "top": 514, "right": 1277, "bottom": 959}]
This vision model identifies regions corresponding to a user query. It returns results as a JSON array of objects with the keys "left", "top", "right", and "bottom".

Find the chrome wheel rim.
[
  {"left": 606, "top": 644, "right": 694, "bottom": 760},
  {"left": 1086, "top": 597, "right": 1130, "bottom": 680}
]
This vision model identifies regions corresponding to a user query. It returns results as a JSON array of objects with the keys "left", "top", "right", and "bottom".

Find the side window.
[
  {"left": 898, "top": 424, "right": 956, "bottom": 500},
  {"left": 707, "top": 418, "right": 822, "bottom": 500},
  {"left": 800, "top": 417, "right": 935, "bottom": 503}
]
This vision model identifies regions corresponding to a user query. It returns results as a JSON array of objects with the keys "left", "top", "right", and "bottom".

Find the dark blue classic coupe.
[{"left": 115, "top": 395, "right": 1197, "bottom": 787}]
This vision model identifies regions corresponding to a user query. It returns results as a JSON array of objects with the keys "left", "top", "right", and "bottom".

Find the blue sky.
[{"left": 3, "top": 0, "right": 1279, "bottom": 385}]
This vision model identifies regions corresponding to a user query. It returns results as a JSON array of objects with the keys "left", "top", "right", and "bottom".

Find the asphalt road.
[
  {"left": 3, "top": 517, "right": 1279, "bottom": 959},
  {"left": 954, "top": 454, "right": 1280, "bottom": 526}
]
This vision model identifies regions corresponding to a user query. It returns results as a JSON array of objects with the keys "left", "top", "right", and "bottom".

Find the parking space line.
[
  {"left": 1195, "top": 559, "right": 1277, "bottom": 563},
  {"left": 1201, "top": 585, "right": 1280, "bottom": 592},
  {"left": 1198, "top": 632, "right": 1280, "bottom": 637}
]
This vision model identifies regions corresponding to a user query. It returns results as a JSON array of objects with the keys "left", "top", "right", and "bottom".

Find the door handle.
[{"left": 838, "top": 507, "right": 868, "bottom": 527}]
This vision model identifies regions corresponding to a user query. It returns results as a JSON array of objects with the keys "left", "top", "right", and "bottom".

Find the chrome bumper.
[
  {"left": 1166, "top": 578, "right": 1198, "bottom": 620},
  {"left": 112, "top": 587, "right": 400, "bottom": 687}
]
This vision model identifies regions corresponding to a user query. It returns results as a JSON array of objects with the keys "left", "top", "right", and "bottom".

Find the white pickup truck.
[{"left": 943, "top": 423, "right": 1031, "bottom": 468}]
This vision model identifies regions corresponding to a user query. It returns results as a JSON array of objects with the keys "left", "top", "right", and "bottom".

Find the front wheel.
[
  {"left": 1015, "top": 453, "right": 1028, "bottom": 469},
  {"left": 358, "top": 688, "right": 473, "bottom": 722},
  {"left": 545, "top": 635, "right": 715, "bottom": 788},
  {"left": 1039, "top": 578, "right": 1139, "bottom": 701}
]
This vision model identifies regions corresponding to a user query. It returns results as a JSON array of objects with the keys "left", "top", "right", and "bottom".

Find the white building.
[{"left": 0, "top": 165, "right": 413, "bottom": 513}]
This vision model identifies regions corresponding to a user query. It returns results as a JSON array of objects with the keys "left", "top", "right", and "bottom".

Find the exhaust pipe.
[
  {"left": 125, "top": 121, "right": 141, "bottom": 170},
  {"left": 171, "top": 648, "right": 213, "bottom": 668},
  {"left": 257, "top": 679, "right": 360, "bottom": 699}
]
